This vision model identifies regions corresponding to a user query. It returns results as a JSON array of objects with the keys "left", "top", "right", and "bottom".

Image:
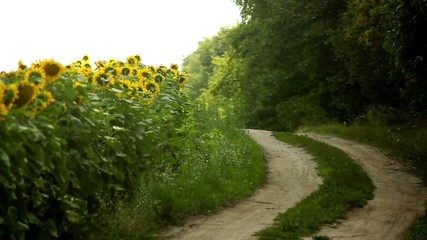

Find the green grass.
[
  {"left": 256, "top": 132, "right": 374, "bottom": 240},
  {"left": 95, "top": 106, "right": 267, "bottom": 239},
  {"left": 303, "top": 123, "right": 427, "bottom": 240},
  {"left": 303, "top": 123, "right": 427, "bottom": 183}
]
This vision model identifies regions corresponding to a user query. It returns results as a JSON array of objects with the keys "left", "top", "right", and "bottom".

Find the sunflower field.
[{"left": 0, "top": 55, "right": 191, "bottom": 239}]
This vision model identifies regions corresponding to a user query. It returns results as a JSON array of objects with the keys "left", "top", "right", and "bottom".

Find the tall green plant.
[{"left": 0, "top": 57, "right": 191, "bottom": 239}]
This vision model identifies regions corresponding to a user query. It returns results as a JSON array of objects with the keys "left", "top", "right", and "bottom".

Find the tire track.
[
  {"left": 161, "top": 129, "right": 322, "bottom": 240},
  {"left": 301, "top": 133, "right": 427, "bottom": 240}
]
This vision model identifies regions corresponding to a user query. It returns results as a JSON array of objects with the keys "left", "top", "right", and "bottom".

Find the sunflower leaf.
[{"left": 0, "top": 148, "right": 11, "bottom": 168}]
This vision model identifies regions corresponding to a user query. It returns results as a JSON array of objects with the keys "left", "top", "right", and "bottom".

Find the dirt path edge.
[
  {"left": 300, "top": 133, "right": 427, "bottom": 240},
  {"left": 160, "top": 129, "right": 322, "bottom": 240}
]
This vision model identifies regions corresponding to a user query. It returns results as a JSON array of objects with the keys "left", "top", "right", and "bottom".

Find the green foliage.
[
  {"left": 256, "top": 133, "right": 374, "bottom": 240},
  {"left": 101, "top": 102, "right": 267, "bottom": 239},
  {"left": 182, "top": 27, "right": 235, "bottom": 99},
  {"left": 0, "top": 66, "right": 191, "bottom": 239},
  {"left": 183, "top": 0, "right": 427, "bottom": 130},
  {"left": 405, "top": 211, "right": 427, "bottom": 240},
  {"left": 276, "top": 94, "right": 328, "bottom": 131}
]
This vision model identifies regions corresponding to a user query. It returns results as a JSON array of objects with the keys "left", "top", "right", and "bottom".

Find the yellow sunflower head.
[
  {"left": 177, "top": 73, "right": 189, "bottom": 85},
  {"left": 82, "top": 54, "right": 90, "bottom": 61},
  {"left": 27, "top": 89, "right": 55, "bottom": 114},
  {"left": 170, "top": 63, "right": 179, "bottom": 71},
  {"left": 39, "top": 59, "right": 65, "bottom": 81},
  {"left": 3, "top": 83, "right": 19, "bottom": 108},
  {"left": 93, "top": 71, "right": 113, "bottom": 86},
  {"left": 83, "top": 62, "right": 92, "bottom": 69},
  {"left": 14, "top": 82, "right": 38, "bottom": 108},
  {"left": 75, "top": 60, "right": 83, "bottom": 67},
  {"left": 145, "top": 80, "right": 160, "bottom": 95},
  {"left": 134, "top": 54, "right": 142, "bottom": 62},
  {"left": 119, "top": 66, "right": 132, "bottom": 76},
  {"left": 18, "top": 60, "right": 28, "bottom": 72},
  {"left": 105, "top": 65, "right": 118, "bottom": 76},
  {"left": 108, "top": 58, "right": 117, "bottom": 65},
  {"left": 153, "top": 73, "right": 164, "bottom": 83},
  {"left": 126, "top": 56, "right": 138, "bottom": 66},
  {"left": 156, "top": 65, "right": 167, "bottom": 75},
  {"left": 138, "top": 68, "right": 152, "bottom": 79},
  {"left": 95, "top": 61, "right": 106, "bottom": 69},
  {"left": 0, "top": 81, "right": 6, "bottom": 106},
  {"left": 25, "top": 68, "right": 46, "bottom": 87},
  {"left": 0, "top": 103, "right": 8, "bottom": 116}
]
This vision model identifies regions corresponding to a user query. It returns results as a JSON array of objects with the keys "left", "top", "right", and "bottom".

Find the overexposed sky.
[{"left": 0, "top": 0, "right": 241, "bottom": 71}]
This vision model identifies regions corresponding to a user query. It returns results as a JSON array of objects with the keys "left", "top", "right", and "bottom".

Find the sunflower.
[
  {"left": 177, "top": 73, "right": 189, "bottom": 85},
  {"left": 0, "top": 103, "right": 8, "bottom": 116},
  {"left": 92, "top": 71, "right": 113, "bottom": 86},
  {"left": 95, "top": 61, "right": 106, "bottom": 69},
  {"left": 18, "top": 60, "right": 28, "bottom": 72},
  {"left": 0, "top": 82, "right": 6, "bottom": 114},
  {"left": 82, "top": 54, "right": 90, "bottom": 61},
  {"left": 77, "top": 61, "right": 93, "bottom": 75},
  {"left": 74, "top": 60, "right": 83, "bottom": 67},
  {"left": 83, "top": 62, "right": 92, "bottom": 69},
  {"left": 0, "top": 81, "right": 5, "bottom": 101},
  {"left": 119, "top": 66, "right": 131, "bottom": 76},
  {"left": 105, "top": 65, "right": 118, "bottom": 76},
  {"left": 13, "top": 82, "right": 38, "bottom": 108},
  {"left": 145, "top": 80, "right": 160, "bottom": 96},
  {"left": 134, "top": 54, "right": 142, "bottom": 62},
  {"left": 108, "top": 58, "right": 117, "bottom": 65},
  {"left": 138, "top": 68, "right": 152, "bottom": 79},
  {"left": 117, "top": 79, "right": 132, "bottom": 89},
  {"left": 25, "top": 68, "right": 46, "bottom": 87},
  {"left": 156, "top": 65, "right": 167, "bottom": 75},
  {"left": 3, "top": 83, "right": 19, "bottom": 108},
  {"left": 153, "top": 73, "right": 164, "bottom": 83},
  {"left": 126, "top": 56, "right": 138, "bottom": 66},
  {"left": 39, "top": 59, "right": 65, "bottom": 81},
  {"left": 28, "top": 89, "right": 55, "bottom": 114},
  {"left": 170, "top": 63, "right": 179, "bottom": 71}
]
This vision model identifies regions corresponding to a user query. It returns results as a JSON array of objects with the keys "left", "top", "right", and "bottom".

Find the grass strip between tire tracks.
[
  {"left": 303, "top": 124, "right": 427, "bottom": 240},
  {"left": 256, "top": 132, "right": 375, "bottom": 240}
]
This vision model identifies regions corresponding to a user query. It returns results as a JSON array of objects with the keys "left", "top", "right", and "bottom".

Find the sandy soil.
[
  {"left": 161, "top": 129, "right": 322, "bottom": 240},
  {"left": 300, "top": 133, "right": 427, "bottom": 240},
  {"left": 161, "top": 130, "right": 427, "bottom": 240}
]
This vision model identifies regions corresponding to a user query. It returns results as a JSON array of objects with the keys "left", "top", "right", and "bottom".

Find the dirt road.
[
  {"left": 161, "top": 130, "right": 427, "bottom": 240},
  {"left": 301, "top": 133, "right": 427, "bottom": 240},
  {"left": 161, "top": 129, "right": 322, "bottom": 240}
]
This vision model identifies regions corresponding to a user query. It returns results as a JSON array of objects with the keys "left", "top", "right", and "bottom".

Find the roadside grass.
[
  {"left": 302, "top": 123, "right": 427, "bottom": 183},
  {"left": 97, "top": 106, "right": 267, "bottom": 239},
  {"left": 302, "top": 123, "right": 427, "bottom": 240},
  {"left": 256, "top": 132, "right": 374, "bottom": 240}
]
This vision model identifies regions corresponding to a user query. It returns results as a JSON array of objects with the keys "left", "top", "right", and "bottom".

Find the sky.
[{"left": 0, "top": 0, "right": 241, "bottom": 72}]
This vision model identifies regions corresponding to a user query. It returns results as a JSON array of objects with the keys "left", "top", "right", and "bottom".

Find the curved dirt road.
[
  {"left": 301, "top": 133, "right": 427, "bottom": 240},
  {"left": 161, "top": 129, "right": 322, "bottom": 240},
  {"left": 161, "top": 130, "right": 427, "bottom": 240}
]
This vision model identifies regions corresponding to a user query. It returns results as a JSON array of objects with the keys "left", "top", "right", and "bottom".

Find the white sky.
[{"left": 0, "top": 0, "right": 241, "bottom": 71}]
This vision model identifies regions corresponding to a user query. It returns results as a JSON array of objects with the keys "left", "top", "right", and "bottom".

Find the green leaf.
[
  {"left": 44, "top": 219, "right": 58, "bottom": 238},
  {"left": 110, "top": 87, "right": 124, "bottom": 93},
  {"left": 0, "top": 147, "right": 10, "bottom": 168},
  {"left": 17, "top": 221, "right": 30, "bottom": 231}
]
